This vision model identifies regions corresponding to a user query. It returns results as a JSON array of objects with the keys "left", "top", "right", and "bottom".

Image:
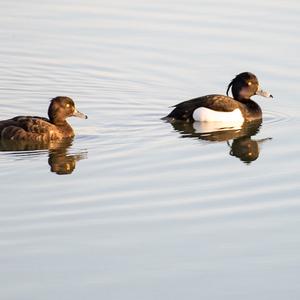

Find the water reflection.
[
  {"left": 0, "top": 138, "right": 87, "bottom": 175},
  {"left": 167, "top": 120, "right": 272, "bottom": 164}
]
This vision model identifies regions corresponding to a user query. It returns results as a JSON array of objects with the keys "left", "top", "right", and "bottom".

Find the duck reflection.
[
  {"left": 168, "top": 119, "right": 271, "bottom": 164},
  {"left": 0, "top": 138, "right": 87, "bottom": 175}
]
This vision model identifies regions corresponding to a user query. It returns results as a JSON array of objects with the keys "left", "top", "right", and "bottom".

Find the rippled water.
[{"left": 1, "top": 0, "right": 300, "bottom": 299}]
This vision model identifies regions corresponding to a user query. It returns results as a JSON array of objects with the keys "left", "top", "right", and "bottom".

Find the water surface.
[{"left": 1, "top": 0, "right": 300, "bottom": 299}]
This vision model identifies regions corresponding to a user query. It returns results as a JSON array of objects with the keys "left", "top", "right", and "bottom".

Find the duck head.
[
  {"left": 226, "top": 72, "right": 273, "bottom": 102},
  {"left": 48, "top": 96, "right": 88, "bottom": 124}
]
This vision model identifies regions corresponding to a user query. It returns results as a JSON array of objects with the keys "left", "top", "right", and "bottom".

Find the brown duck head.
[{"left": 48, "top": 96, "right": 87, "bottom": 125}]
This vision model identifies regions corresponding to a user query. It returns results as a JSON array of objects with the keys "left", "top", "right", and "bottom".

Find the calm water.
[{"left": 1, "top": 0, "right": 300, "bottom": 299}]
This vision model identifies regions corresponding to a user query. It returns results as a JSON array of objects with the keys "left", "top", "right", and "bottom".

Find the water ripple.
[
  {"left": 1, "top": 3, "right": 300, "bottom": 292},
  {"left": 263, "top": 109, "right": 294, "bottom": 126}
]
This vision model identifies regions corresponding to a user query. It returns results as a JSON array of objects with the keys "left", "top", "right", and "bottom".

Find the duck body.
[
  {"left": 164, "top": 72, "right": 272, "bottom": 123},
  {"left": 0, "top": 96, "right": 87, "bottom": 142},
  {"left": 0, "top": 116, "right": 74, "bottom": 141},
  {"left": 166, "top": 94, "right": 262, "bottom": 122}
]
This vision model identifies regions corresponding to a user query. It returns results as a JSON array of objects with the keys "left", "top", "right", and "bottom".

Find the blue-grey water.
[{"left": 1, "top": 0, "right": 300, "bottom": 299}]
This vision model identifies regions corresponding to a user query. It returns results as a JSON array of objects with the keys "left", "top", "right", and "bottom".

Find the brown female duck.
[{"left": 0, "top": 96, "right": 87, "bottom": 141}]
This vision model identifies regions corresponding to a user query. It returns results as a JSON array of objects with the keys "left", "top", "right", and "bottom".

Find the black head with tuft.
[
  {"left": 226, "top": 72, "right": 273, "bottom": 102},
  {"left": 226, "top": 72, "right": 259, "bottom": 101}
]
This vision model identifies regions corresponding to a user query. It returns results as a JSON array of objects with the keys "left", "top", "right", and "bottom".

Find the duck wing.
[
  {"left": 0, "top": 116, "right": 59, "bottom": 141},
  {"left": 165, "top": 94, "right": 240, "bottom": 121}
]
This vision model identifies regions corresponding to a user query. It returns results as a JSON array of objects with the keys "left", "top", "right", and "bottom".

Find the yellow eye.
[
  {"left": 66, "top": 104, "right": 70, "bottom": 108},
  {"left": 247, "top": 81, "right": 252, "bottom": 86}
]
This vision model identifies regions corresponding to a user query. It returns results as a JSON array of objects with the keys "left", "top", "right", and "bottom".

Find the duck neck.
[
  {"left": 236, "top": 97, "right": 250, "bottom": 103},
  {"left": 50, "top": 116, "right": 67, "bottom": 126},
  {"left": 50, "top": 118, "right": 74, "bottom": 136},
  {"left": 239, "top": 99, "right": 262, "bottom": 121}
]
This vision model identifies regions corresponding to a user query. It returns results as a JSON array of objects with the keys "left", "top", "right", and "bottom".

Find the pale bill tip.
[{"left": 73, "top": 109, "right": 88, "bottom": 119}]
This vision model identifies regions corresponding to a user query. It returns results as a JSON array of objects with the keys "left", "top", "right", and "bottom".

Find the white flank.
[
  {"left": 192, "top": 107, "right": 244, "bottom": 133},
  {"left": 193, "top": 107, "right": 244, "bottom": 122}
]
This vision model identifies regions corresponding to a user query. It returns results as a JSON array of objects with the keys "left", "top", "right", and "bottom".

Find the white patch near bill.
[{"left": 192, "top": 107, "right": 244, "bottom": 133}]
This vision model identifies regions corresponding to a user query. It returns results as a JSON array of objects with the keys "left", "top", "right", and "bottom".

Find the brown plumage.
[
  {"left": 164, "top": 72, "right": 273, "bottom": 122},
  {"left": 0, "top": 96, "right": 87, "bottom": 141}
]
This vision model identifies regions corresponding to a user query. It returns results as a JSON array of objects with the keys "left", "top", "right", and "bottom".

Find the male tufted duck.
[
  {"left": 164, "top": 72, "right": 273, "bottom": 123},
  {"left": 0, "top": 96, "right": 87, "bottom": 141}
]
